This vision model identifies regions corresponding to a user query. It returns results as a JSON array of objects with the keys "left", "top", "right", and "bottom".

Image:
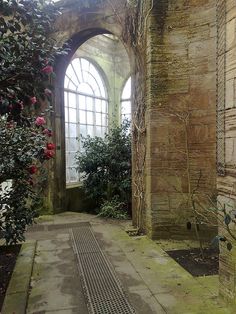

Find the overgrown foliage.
[
  {"left": 0, "top": 0, "right": 67, "bottom": 244},
  {"left": 76, "top": 122, "right": 131, "bottom": 217},
  {"left": 98, "top": 198, "right": 129, "bottom": 220}
]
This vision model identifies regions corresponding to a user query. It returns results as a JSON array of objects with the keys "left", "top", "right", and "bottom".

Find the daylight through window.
[
  {"left": 64, "top": 58, "right": 108, "bottom": 184},
  {"left": 121, "top": 77, "right": 131, "bottom": 123}
]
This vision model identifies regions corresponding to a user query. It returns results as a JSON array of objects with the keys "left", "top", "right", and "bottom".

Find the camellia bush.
[
  {"left": 0, "top": 0, "right": 68, "bottom": 244},
  {"left": 76, "top": 121, "right": 132, "bottom": 218}
]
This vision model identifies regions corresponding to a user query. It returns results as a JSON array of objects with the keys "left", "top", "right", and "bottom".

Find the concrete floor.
[{"left": 25, "top": 212, "right": 232, "bottom": 314}]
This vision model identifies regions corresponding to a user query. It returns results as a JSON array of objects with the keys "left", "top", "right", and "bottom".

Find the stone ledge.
[{"left": 1, "top": 241, "right": 36, "bottom": 314}]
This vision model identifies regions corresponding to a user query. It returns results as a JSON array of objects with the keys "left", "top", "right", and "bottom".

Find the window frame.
[{"left": 64, "top": 57, "right": 109, "bottom": 186}]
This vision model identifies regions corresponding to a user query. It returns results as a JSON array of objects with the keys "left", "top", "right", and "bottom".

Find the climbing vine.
[{"left": 121, "top": 0, "right": 153, "bottom": 232}]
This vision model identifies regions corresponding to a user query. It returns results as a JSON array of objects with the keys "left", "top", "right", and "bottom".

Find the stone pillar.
[
  {"left": 145, "top": 0, "right": 217, "bottom": 239},
  {"left": 217, "top": 0, "right": 236, "bottom": 302}
]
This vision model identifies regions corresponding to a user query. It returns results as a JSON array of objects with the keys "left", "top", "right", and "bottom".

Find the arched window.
[
  {"left": 121, "top": 77, "right": 131, "bottom": 123},
  {"left": 64, "top": 58, "right": 108, "bottom": 184}
]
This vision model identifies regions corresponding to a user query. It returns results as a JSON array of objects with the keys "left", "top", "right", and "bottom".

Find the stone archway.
[{"left": 50, "top": 1, "right": 137, "bottom": 214}]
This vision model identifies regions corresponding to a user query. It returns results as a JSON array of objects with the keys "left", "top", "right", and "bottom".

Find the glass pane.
[
  {"left": 121, "top": 101, "right": 131, "bottom": 115},
  {"left": 68, "top": 93, "right": 76, "bottom": 108},
  {"left": 79, "top": 110, "right": 86, "bottom": 124},
  {"left": 66, "top": 138, "right": 69, "bottom": 151},
  {"left": 64, "top": 92, "right": 68, "bottom": 107},
  {"left": 122, "top": 113, "right": 131, "bottom": 122},
  {"left": 78, "top": 82, "right": 93, "bottom": 95},
  {"left": 87, "top": 125, "right": 94, "bottom": 136},
  {"left": 71, "top": 58, "right": 82, "bottom": 83},
  {"left": 102, "top": 101, "right": 107, "bottom": 113},
  {"left": 95, "top": 99, "right": 102, "bottom": 112},
  {"left": 65, "top": 64, "right": 75, "bottom": 82},
  {"left": 69, "top": 123, "right": 77, "bottom": 137},
  {"left": 87, "top": 111, "right": 93, "bottom": 125},
  {"left": 79, "top": 95, "right": 86, "bottom": 110},
  {"left": 65, "top": 123, "right": 69, "bottom": 137},
  {"left": 95, "top": 126, "right": 102, "bottom": 137},
  {"left": 80, "top": 124, "right": 87, "bottom": 137},
  {"left": 69, "top": 138, "right": 78, "bottom": 152},
  {"left": 122, "top": 77, "right": 131, "bottom": 100},
  {"left": 66, "top": 168, "right": 70, "bottom": 183},
  {"left": 64, "top": 76, "right": 70, "bottom": 89},
  {"left": 68, "top": 80, "right": 77, "bottom": 91},
  {"left": 69, "top": 152, "right": 76, "bottom": 166},
  {"left": 95, "top": 75, "right": 106, "bottom": 97},
  {"left": 86, "top": 97, "right": 93, "bottom": 111},
  {"left": 101, "top": 114, "right": 107, "bottom": 126},
  {"left": 69, "top": 168, "right": 77, "bottom": 182},
  {"left": 64, "top": 107, "right": 68, "bottom": 122},
  {"left": 96, "top": 113, "right": 101, "bottom": 126},
  {"left": 101, "top": 127, "right": 107, "bottom": 137},
  {"left": 69, "top": 108, "right": 76, "bottom": 123}
]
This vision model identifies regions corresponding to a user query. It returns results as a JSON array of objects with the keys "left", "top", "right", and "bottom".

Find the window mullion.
[{"left": 76, "top": 90, "right": 80, "bottom": 181}]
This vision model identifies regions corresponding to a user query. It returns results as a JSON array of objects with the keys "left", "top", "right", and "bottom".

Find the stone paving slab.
[
  {"left": 26, "top": 229, "right": 88, "bottom": 314},
  {"left": 91, "top": 221, "right": 232, "bottom": 314},
  {"left": 25, "top": 213, "right": 236, "bottom": 314},
  {"left": 1, "top": 242, "right": 36, "bottom": 314}
]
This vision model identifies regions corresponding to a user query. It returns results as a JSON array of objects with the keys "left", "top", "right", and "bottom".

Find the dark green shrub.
[
  {"left": 76, "top": 121, "right": 131, "bottom": 216},
  {"left": 98, "top": 198, "right": 129, "bottom": 220}
]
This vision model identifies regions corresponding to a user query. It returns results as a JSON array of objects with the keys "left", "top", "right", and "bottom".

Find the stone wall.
[
  {"left": 217, "top": 0, "right": 236, "bottom": 303},
  {"left": 145, "top": 0, "right": 217, "bottom": 239},
  {"left": 48, "top": 0, "right": 218, "bottom": 241}
]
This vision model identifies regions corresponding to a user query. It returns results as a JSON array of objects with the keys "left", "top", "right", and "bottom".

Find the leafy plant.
[
  {"left": 0, "top": 0, "right": 68, "bottom": 244},
  {"left": 98, "top": 198, "right": 129, "bottom": 220},
  {"left": 76, "top": 121, "right": 131, "bottom": 215}
]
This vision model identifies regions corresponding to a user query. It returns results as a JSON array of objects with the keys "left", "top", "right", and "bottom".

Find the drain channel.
[{"left": 71, "top": 226, "right": 136, "bottom": 314}]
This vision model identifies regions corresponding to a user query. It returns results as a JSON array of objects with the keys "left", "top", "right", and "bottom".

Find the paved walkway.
[{"left": 25, "top": 212, "right": 231, "bottom": 314}]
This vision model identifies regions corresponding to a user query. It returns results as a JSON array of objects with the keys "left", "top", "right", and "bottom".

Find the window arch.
[
  {"left": 121, "top": 77, "right": 131, "bottom": 123},
  {"left": 64, "top": 57, "right": 108, "bottom": 184}
]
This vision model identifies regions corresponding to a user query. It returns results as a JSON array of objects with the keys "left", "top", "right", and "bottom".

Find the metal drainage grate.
[{"left": 71, "top": 226, "right": 136, "bottom": 314}]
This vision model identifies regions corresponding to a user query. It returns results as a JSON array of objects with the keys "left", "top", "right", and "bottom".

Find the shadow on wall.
[{"left": 65, "top": 186, "right": 96, "bottom": 213}]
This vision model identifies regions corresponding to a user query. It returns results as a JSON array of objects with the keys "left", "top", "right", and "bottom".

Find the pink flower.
[
  {"left": 44, "top": 88, "right": 52, "bottom": 97},
  {"left": 28, "top": 178, "right": 34, "bottom": 186},
  {"left": 30, "top": 96, "right": 37, "bottom": 105},
  {"left": 44, "top": 149, "right": 55, "bottom": 160},
  {"left": 42, "top": 128, "right": 53, "bottom": 137},
  {"left": 46, "top": 142, "right": 56, "bottom": 150},
  {"left": 35, "top": 116, "right": 46, "bottom": 126},
  {"left": 42, "top": 65, "right": 53, "bottom": 74},
  {"left": 28, "top": 165, "right": 37, "bottom": 175}
]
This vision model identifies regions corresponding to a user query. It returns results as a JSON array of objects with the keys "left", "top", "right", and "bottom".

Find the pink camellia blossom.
[
  {"left": 42, "top": 128, "right": 53, "bottom": 137},
  {"left": 44, "top": 88, "right": 52, "bottom": 96},
  {"left": 28, "top": 178, "right": 34, "bottom": 186},
  {"left": 42, "top": 65, "right": 53, "bottom": 74},
  {"left": 44, "top": 149, "right": 55, "bottom": 160},
  {"left": 30, "top": 96, "right": 37, "bottom": 105},
  {"left": 46, "top": 142, "right": 56, "bottom": 150},
  {"left": 28, "top": 165, "right": 37, "bottom": 175},
  {"left": 35, "top": 116, "right": 46, "bottom": 126}
]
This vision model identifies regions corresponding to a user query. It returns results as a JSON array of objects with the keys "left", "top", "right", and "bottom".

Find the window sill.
[{"left": 66, "top": 183, "right": 83, "bottom": 189}]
